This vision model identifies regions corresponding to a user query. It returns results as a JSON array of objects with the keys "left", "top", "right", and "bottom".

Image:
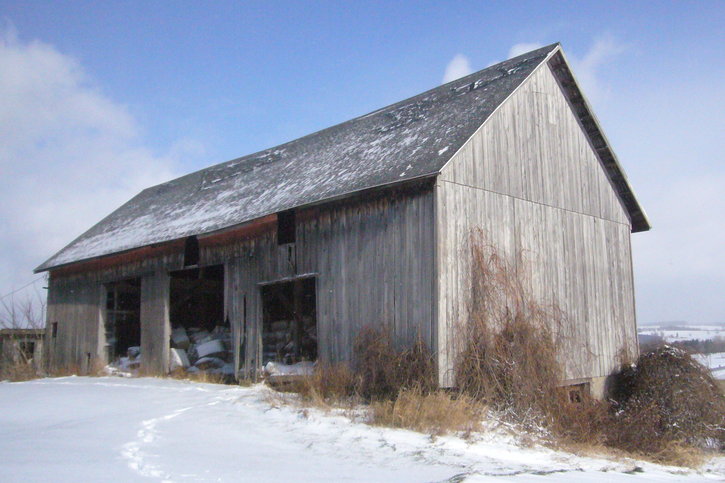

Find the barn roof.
[{"left": 36, "top": 43, "right": 648, "bottom": 273}]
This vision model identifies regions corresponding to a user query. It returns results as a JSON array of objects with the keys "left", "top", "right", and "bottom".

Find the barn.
[{"left": 36, "top": 43, "right": 649, "bottom": 394}]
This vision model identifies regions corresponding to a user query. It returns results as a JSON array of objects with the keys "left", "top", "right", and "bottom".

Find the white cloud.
[
  {"left": 503, "top": 37, "right": 624, "bottom": 108},
  {"left": 566, "top": 35, "right": 626, "bottom": 107},
  {"left": 508, "top": 42, "right": 543, "bottom": 59},
  {"left": 442, "top": 54, "right": 473, "bottom": 84},
  {"left": 0, "top": 27, "right": 191, "bottom": 303}
]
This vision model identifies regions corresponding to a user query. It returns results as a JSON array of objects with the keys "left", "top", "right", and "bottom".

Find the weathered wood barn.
[{"left": 36, "top": 44, "right": 649, "bottom": 393}]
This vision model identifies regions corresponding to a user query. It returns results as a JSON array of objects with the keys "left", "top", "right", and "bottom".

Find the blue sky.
[{"left": 0, "top": 1, "right": 723, "bottom": 325}]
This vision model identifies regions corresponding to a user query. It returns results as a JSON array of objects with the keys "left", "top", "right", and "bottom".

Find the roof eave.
[
  {"left": 547, "top": 50, "right": 651, "bottom": 233},
  {"left": 34, "top": 173, "right": 440, "bottom": 274}
]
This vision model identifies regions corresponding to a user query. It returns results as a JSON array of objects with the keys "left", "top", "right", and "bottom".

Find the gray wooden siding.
[
  {"left": 436, "top": 62, "right": 637, "bottom": 386},
  {"left": 44, "top": 188, "right": 436, "bottom": 376},
  {"left": 140, "top": 270, "right": 171, "bottom": 374},
  {"left": 44, "top": 277, "right": 104, "bottom": 373},
  {"left": 218, "top": 190, "right": 436, "bottom": 376}
]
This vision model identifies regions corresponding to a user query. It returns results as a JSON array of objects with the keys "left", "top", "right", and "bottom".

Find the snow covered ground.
[
  {"left": 1, "top": 377, "right": 723, "bottom": 482},
  {"left": 694, "top": 352, "right": 725, "bottom": 380}
]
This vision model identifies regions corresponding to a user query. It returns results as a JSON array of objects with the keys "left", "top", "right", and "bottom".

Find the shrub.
[
  {"left": 607, "top": 346, "right": 725, "bottom": 454},
  {"left": 455, "top": 231, "right": 567, "bottom": 430},
  {"left": 353, "top": 327, "right": 435, "bottom": 401},
  {"left": 295, "top": 327, "right": 435, "bottom": 405}
]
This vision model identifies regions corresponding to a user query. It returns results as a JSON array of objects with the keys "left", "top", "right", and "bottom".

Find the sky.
[{"left": 0, "top": 0, "right": 723, "bottom": 325}]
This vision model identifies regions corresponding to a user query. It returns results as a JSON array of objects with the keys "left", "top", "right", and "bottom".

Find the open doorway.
[
  {"left": 168, "top": 265, "right": 231, "bottom": 376},
  {"left": 104, "top": 278, "right": 141, "bottom": 362},
  {"left": 261, "top": 277, "right": 317, "bottom": 365},
  {"left": 169, "top": 265, "right": 224, "bottom": 330}
]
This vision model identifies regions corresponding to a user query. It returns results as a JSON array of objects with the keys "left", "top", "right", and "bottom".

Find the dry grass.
[
  {"left": 187, "top": 371, "right": 230, "bottom": 384},
  {"left": 0, "top": 360, "right": 39, "bottom": 381},
  {"left": 370, "top": 387, "right": 483, "bottom": 436},
  {"left": 288, "top": 328, "right": 436, "bottom": 416},
  {"left": 47, "top": 363, "right": 85, "bottom": 378},
  {"left": 294, "top": 328, "right": 436, "bottom": 409},
  {"left": 166, "top": 367, "right": 235, "bottom": 385},
  {"left": 298, "top": 363, "right": 360, "bottom": 406}
]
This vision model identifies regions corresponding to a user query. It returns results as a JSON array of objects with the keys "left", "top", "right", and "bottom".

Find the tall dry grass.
[
  {"left": 371, "top": 387, "right": 483, "bottom": 436},
  {"left": 296, "top": 329, "right": 480, "bottom": 435},
  {"left": 298, "top": 328, "right": 436, "bottom": 404},
  {"left": 298, "top": 362, "right": 360, "bottom": 406}
]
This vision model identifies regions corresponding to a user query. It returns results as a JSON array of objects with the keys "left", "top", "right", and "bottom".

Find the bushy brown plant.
[
  {"left": 47, "top": 363, "right": 84, "bottom": 378},
  {"left": 453, "top": 232, "right": 725, "bottom": 465},
  {"left": 295, "top": 328, "right": 435, "bottom": 405},
  {"left": 607, "top": 346, "right": 725, "bottom": 454},
  {"left": 353, "top": 327, "right": 435, "bottom": 401},
  {"left": 455, "top": 231, "right": 568, "bottom": 430}
]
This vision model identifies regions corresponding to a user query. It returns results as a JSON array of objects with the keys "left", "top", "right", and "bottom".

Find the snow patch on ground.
[
  {"left": 694, "top": 352, "right": 725, "bottom": 379},
  {"left": 0, "top": 377, "right": 723, "bottom": 482}
]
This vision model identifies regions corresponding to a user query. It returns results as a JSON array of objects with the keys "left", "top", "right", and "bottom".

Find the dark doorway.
[
  {"left": 105, "top": 278, "right": 141, "bottom": 360},
  {"left": 261, "top": 277, "right": 317, "bottom": 365},
  {"left": 169, "top": 265, "right": 225, "bottom": 331}
]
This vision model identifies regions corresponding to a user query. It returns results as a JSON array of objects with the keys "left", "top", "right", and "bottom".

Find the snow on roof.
[{"left": 38, "top": 44, "right": 561, "bottom": 272}]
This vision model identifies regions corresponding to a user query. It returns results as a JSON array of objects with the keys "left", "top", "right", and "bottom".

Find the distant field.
[{"left": 638, "top": 325, "right": 725, "bottom": 343}]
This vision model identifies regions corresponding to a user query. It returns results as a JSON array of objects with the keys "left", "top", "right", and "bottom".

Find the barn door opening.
[
  {"left": 261, "top": 277, "right": 317, "bottom": 365},
  {"left": 104, "top": 278, "right": 141, "bottom": 362},
  {"left": 168, "top": 265, "right": 232, "bottom": 375}
]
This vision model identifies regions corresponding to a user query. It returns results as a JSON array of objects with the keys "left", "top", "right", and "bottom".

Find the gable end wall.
[{"left": 436, "top": 62, "right": 637, "bottom": 386}]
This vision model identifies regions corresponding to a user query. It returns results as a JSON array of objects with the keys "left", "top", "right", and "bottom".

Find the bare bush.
[
  {"left": 455, "top": 230, "right": 568, "bottom": 430},
  {"left": 353, "top": 327, "right": 435, "bottom": 401},
  {"left": 0, "top": 285, "right": 46, "bottom": 382},
  {"left": 294, "top": 327, "right": 435, "bottom": 406},
  {"left": 454, "top": 230, "right": 725, "bottom": 465},
  {"left": 607, "top": 346, "right": 725, "bottom": 455},
  {"left": 0, "top": 359, "right": 38, "bottom": 381}
]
